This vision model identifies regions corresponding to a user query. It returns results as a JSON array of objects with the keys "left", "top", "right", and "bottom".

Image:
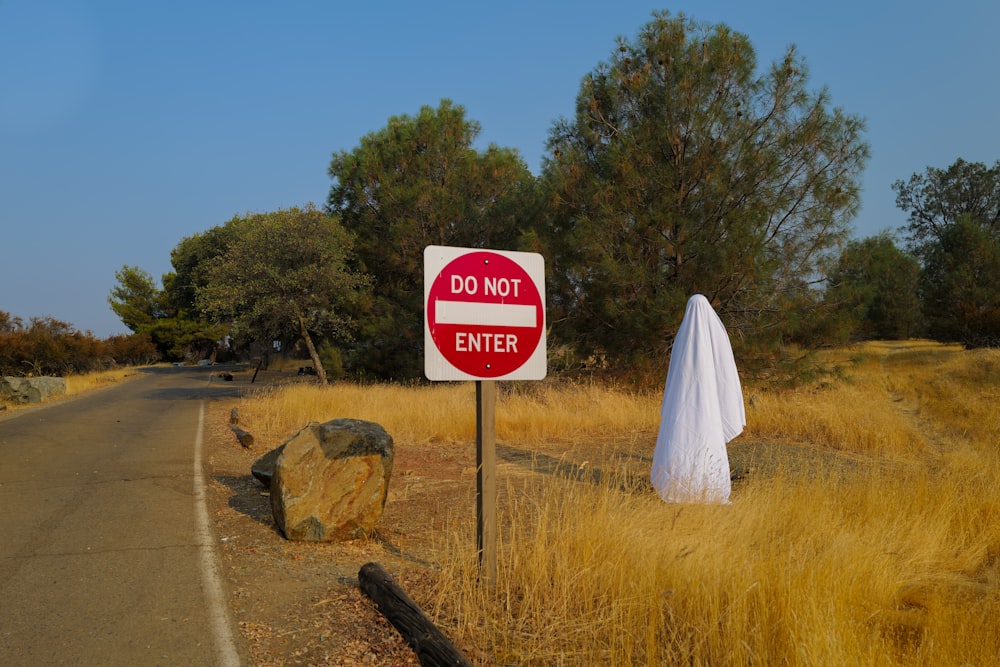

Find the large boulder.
[
  {"left": 0, "top": 376, "right": 67, "bottom": 404},
  {"left": 270, "top": 419, "right": 394, "bottom": 541}
]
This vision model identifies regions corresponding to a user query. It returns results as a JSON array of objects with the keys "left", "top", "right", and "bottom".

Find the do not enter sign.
[{"left": 424, "top": 245, "right": 546, "bottom": 381}]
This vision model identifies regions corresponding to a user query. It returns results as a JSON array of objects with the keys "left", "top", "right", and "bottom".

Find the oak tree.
[{"left": 195, "top": 205, "right": 363, "bottom": 383}]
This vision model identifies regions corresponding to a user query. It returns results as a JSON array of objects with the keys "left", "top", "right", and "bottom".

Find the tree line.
[
  {"left": 97, "top": 12, "right": 997, "bottom": 383},
  {"left": 821, "top": 158, "right": 1000, "bottom": 348},
  {"left": 0, "top": 312, "right": 157, "bottom": 376}
]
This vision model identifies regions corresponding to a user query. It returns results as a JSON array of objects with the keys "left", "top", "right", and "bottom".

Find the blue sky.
[{"left": 2, "top": 1, "right": 999, "bottom": 337}]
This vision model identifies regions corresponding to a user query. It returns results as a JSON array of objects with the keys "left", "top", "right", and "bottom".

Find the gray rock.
[
  {"left": 251, "top": 444, "right": 285, "bottom": 488},
  {"left": 0, "top": 376, "right": 67, "bottom": 404},
  {"left": 270, "top": 419, "right": 394, "bottom": 541}
]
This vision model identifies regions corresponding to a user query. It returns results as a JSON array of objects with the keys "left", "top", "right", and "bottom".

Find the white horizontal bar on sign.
[{"left": 434, "top": 300, "right": 537, "bottom": 327}]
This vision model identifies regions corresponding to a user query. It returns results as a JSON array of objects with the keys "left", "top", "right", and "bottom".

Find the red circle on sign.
[{"left": 426, "top": 251, "right": 543, "bottom": 378}]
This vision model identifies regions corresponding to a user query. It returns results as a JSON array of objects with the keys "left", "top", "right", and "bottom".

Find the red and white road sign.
[{"left": 424, "top": 245, "right": 546, "bottom": 381}]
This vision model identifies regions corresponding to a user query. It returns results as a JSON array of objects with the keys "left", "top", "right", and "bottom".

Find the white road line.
[{"left": 193, "top": 401, "right": 242, "bottom": 667}]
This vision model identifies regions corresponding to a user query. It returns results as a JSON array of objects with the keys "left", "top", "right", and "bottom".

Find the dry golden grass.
[
  {"left": 744, "top": 341, "right": 963, "bottom": 461},
  {"left": 233, "top": 380, "right": 661, "bottom": 452},
  {"left": 237, "top": 341, "right": 1000, "bottom": 666},
  {"left": 64, "top": 367, "right": 140, "bottom": 395}
]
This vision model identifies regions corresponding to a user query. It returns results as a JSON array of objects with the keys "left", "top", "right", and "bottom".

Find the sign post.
[
  {"left": 424, "top": 246, "right": 546, "bottom": 587},
  {"left": 475, "top": 379, "right": 497, "bottom": 585}
]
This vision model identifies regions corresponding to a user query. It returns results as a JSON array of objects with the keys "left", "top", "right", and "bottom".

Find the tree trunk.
[{"left": 298, "top": 317, "right": 328, "bottom": 384}]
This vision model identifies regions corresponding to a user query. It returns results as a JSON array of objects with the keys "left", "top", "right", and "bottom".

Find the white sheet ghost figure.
[{"left": 650, "top": 294, "right": 746, "bottom": 503}]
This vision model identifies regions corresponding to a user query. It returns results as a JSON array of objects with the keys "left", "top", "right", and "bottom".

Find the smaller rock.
[{"left": 251, "top": 444, "right": 285, "bottom": 488}]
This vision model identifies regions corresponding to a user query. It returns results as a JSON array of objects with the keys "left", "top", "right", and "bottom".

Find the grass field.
[{"left": 235, "top": 341, "right": 1000, "bottom": 665}]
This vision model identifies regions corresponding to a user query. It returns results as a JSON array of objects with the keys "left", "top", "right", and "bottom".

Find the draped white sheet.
[{"left": 650, "top": 295, "right": 746, "bottom": 503}]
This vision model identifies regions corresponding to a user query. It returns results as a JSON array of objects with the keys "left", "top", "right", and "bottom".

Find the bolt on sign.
[{"left": 424, "top": 245, "right": 546, "bottom": 381}]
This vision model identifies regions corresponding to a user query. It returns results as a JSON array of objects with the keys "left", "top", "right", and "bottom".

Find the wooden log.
[
  {"left": 228, "top": 423, "right": 254, "bottom": 448},
  {"left": 358, "top": 562, "right": 472, "bottom": 667}
]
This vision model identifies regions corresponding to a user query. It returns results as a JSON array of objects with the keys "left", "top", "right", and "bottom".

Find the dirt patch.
[{"left": 204, "top": 392, "right": 481, "bottom": 666}]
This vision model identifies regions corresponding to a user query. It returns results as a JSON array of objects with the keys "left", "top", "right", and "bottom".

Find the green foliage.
[
  {"left": 824, "top": 233, "right": 922, "bottom": 340},
  {"left": 919, "top": 216, "right": 1000, "bottom": 347},
  {"left": 194, "top": 205, "right": 363, "bottom": 383},
  {"left": 167, "top": 222, "right": 245, "bottom": 314},
  {"left": 536, "top": 11, "right": 869, "bottom": 372},
  {"left": 327, "top": 99, "right": 537, "bottom": 380},
  {"left": 317, "top": 339, "right": 346, "bottom": 381},
  {"left": 108, "top": 263, "right": 225, "bottom": 362},
  {"left": 893, "top": 158, "right": 1000, "bottom": 261},
  {"left": 108, "top": 265, "right": 170, "bottom": 332},
  {"left": 141, "top": 317, "right": 228, "bottom": 362},
  {"left": 894, "top": 159, "right": 1000, "bottom": 348}
]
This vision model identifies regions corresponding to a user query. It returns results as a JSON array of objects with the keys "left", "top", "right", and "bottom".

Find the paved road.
[{"left": 0, "top": 366, "right": 247, "bottom": 666}]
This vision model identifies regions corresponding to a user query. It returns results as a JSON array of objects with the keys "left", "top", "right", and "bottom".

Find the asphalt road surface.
[{"left": 0, "top": 366, "right": 247, "bottom": 666}]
